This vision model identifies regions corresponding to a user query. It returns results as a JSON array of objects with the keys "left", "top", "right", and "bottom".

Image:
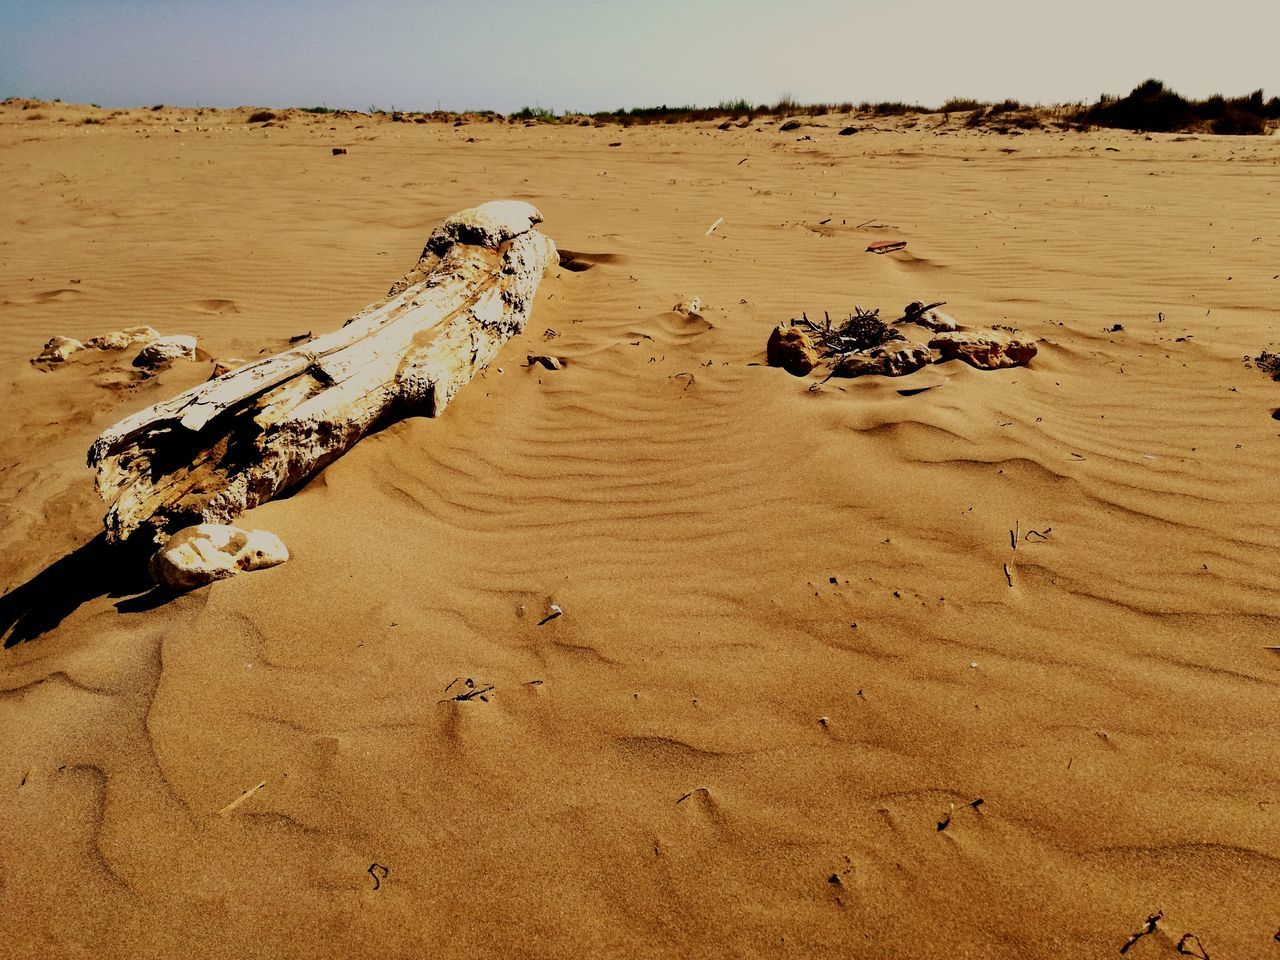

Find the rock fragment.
[
  {"left": 930, "top": 331, "right": 1037, "bottom": 369},
  {"left": 86, "top": 326, "right": 160, "bottom": 350},
  {"left": 527, "top": 355, "right": 564, "bottom": 371},
  {"left": 209, "top": 357, "right": 249, "bottom": 379},
  {"left": 766, "top": 325, "right": 819, "bottom": 376},
  {"left": 832, "top": 341, "right": 933, "bottom": 378},
  {"left": 149, "top": 523, "right": 289, "bottom": 591},
  {"left": 899, "top": 302, "right": 957, "bottom": 332},
  {"left": 34, "top": 336, "right": 85, "bottom": 363},
  {"left": 134, "top": 335, "right": 197, "bottom": 367},
  {"left": 673, "top": 296, "right": 702, "bottom": 316}
]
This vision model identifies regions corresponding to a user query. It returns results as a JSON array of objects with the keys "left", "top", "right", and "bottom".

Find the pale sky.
[{"left": 3, "top": 0, "right": 1278, "bottom": 113}]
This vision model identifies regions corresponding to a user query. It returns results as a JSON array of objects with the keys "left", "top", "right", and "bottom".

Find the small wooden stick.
[{"left": 217, "top": 780, "right": 266, "bottom": 817}]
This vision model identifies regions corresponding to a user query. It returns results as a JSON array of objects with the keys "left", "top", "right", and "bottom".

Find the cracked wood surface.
[{"left": 86, "top": 200, "right": 557, "bottom": 543}]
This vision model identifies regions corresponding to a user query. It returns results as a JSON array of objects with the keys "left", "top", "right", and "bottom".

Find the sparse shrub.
[
  {"left": 797, "top": 308, "right": 903, "bottom": 358},
  {"left": 511, "top": 105, "right": 557, "bottom": 121},
  {"left": 300, "top": 105, "right": 335, "bottom": 114},
  {"left": 864, "top": 101, "right": 926, "bottom": 116},
  {"left": 1248, "top": 351, "right": 1280, "bottom": 380},
  {"left": 986, "top": 99, "right": 1023, "bottom": 115},
  {"left": 1072, "top": 79, "right": 1273, "bottom": 135},
  {"left": 1211, "top": 109, "right": 1264, "bottom": 135},
  {"left": 940, "top": 98, "right": 985, "bottom": 113},
  {"left": 247, "top": 110, "right": 277, "bottom": 123}
]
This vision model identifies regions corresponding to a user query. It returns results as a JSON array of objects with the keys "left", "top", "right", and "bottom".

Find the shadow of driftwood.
[{"left": 1, "top": 534, "right": 164, "bottom": 648}]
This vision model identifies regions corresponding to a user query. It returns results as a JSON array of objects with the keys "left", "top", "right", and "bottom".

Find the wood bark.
[{"left": 87, "top": 200, "right": 557, "bottom": 543}]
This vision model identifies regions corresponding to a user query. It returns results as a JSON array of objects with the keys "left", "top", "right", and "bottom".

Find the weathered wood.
[{"left": 87, "top": 200, "right": 557, "bottom": 543}]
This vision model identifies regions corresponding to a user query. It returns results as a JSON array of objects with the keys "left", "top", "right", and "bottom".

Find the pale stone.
[
  {"left": 900, "top": 302, "right": 957, "bottom": 332},
  {"left": 149, "top": 523, "right": 289, "bottom": 591},
  {"left": 86, "top": 326, "right": 161, "bottom": 350},
  {"left": 135, "top": 335, "right": 197, "bottom": 367},
  {"left": 34, "top": 336, "right": 84, "bottom": 363},
  {"left": 673, "top": 296, "right": 702, "bottom": 316}
]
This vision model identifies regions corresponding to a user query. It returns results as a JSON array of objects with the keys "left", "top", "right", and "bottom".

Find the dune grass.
[
  {"left": 1078, "top": 79, "right": 1279, "bottom": 135},
  {"left": 511, "top": 105, "right": 558, "bottom": 121}
]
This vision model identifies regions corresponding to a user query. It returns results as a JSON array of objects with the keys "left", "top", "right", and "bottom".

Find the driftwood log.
[{"left": 88, "top": 200, "right": 557, "bottom": 543}]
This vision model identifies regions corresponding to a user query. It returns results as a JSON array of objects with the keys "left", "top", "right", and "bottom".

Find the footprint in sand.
[
  {"left": 557, "top": 249, "right": 624, "bottom": 273},
  {"left": 33, "top": 288, "right": 82, "bottom": 303},
  {"left": 185, "top": 298, "right": 241, "bottom": 315}
]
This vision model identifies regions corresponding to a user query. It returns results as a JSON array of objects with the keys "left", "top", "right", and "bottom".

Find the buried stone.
[
  {"left": 766, "top": 325, "right": 820, "bottom": 376},
  {"left": 149, "top": 523, "right": 288, "bottom": 591},
  {"left": 831, "top": 341, "right": 933, "bottom": 378},
  {"left": 33, "top": 336, "right": 85, "bottom": 364},
  {"left": 898, "top": 301, "right": 957, "bottom": 333},
  {"left": 87, "top": 326, "right": 161, "bottom": 350},
  {"left": 135, "top": 335, "right": 197, "bottom": 367},
  {"left": 930, "top": 330, "right": 1037, "bottom": 370}
]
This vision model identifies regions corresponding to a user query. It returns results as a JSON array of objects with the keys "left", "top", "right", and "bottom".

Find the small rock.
[
  {"left": 85, "top": 325, "right": 160, "bottom": 350},
  {"left": 149, "top": 523, "right": 289, "bottom": 591},
  {"left": 209, "top": 357, "right": 248, "bottom": 379},
  {"left": 766, "top": 324, "right": 819, "bottom": 376},
  {"left": 779, "top": 120, "right": 801, "bottom": 132},
  {"left": 135, "top": 335, "right": 197, "bottom": 367},
  {"left": 332, "top": 147, "right": 347, "bottom": 156},
  {"left": 34, "top": 336, "right": 84, "bottom": 363},
  {"left": 1110, "top": 323, "right": 1124, "bottom": 332},
  {"left": 832, "top": 341, "right": 933, "bottom": 378},
  {"left": 673, "top": 296, "right": 702, "bottom": 316},
  {"left": 527, "top": 355, "right": 564, "bottom": 371},
  {"left": 838, "top": 126, "right": 858, "bottom": 136},
  {"left": 930, "top": 331, "right": 1037, "bottom": 370},
  {"left": 900, "top": 302, "right": 957, "bottom": 332}
]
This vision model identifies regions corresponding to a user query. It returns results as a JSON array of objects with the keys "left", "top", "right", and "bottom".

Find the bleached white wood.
[{"left": 88, "top": 201, "right": 557, "bottom": 543}]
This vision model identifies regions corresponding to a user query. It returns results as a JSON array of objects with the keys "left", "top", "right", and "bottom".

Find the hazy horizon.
[{"left": 3, "top": 0, "right": 1278, "bottom": 113}]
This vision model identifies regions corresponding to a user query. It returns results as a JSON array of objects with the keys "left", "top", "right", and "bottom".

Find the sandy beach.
[{"left": 1, "top": 101, "right": 1278, "bottom": 958}]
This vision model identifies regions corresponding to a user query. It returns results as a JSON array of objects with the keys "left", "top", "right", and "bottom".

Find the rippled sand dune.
[{"left": 2, "top": 101, "right": 1278, "bottom": 959}]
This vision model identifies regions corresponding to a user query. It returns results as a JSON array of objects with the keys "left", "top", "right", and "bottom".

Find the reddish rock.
[{"left": 766, "top": 325, "right": 819, "bottom": 376}]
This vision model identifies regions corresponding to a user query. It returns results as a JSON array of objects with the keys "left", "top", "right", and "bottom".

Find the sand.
[{"left": 1, "top": 100, "right": 1278, "bottom": 959}]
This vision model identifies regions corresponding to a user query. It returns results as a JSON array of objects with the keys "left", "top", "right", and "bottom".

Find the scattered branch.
[
  {"left": 1120, "top": 911, "right": 1162, "bottom": 954},
  {"left": 439, "top": 678, "right": 494, "bottom": 703}
]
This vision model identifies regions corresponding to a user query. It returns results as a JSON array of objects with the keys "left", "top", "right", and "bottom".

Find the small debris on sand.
[{"left": 866, "top": 240, "right": 907, "bottom": 254}]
